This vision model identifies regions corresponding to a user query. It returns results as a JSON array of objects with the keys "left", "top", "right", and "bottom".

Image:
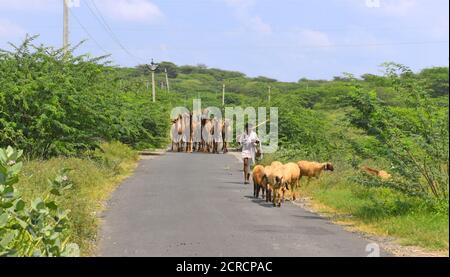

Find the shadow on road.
[
  {"left": 223, "top": 181, "right": 245, "bottom": 185},
  {"left": 291, "top": 215, "right": 325, "bottom": 221},
  {"left": 244, "top": 195, "right": 276, "bottom": 208}
]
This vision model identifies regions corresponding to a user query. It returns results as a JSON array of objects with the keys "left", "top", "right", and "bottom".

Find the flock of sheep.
[
  {"left": 252, "top": 161, "right": 392, "bottom": 207},
  {"left": 252, "top": 161, "right": 334, "bottom": 207}
]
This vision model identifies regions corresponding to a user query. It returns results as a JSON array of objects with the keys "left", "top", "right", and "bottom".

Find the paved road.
[{"left": 99, "top": 152, "right": 387, "bottom": 257}]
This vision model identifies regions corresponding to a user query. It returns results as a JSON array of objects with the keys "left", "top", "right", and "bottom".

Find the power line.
[
  {"left": 86, "top": 0, "right": 145, "bottom": 64},
  {"left": 69, "top": 8, "right": 109, "bottom": 54},
  {"left": 122, "top": 40, "right": 447, "bottom": 51}
]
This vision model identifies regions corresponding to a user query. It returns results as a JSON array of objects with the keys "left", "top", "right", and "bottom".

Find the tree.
[{"left": 418, "top": 67, "right": 449, "bottom": 97}]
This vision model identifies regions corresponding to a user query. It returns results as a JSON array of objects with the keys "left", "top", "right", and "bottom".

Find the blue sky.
[{"left": 0, "top": 0, "right": 448, "bottom": 81}]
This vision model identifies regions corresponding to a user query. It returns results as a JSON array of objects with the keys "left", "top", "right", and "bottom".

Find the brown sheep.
[
  {"left": 361, "top": 166, "right": 391, "bottom": 181},
  {"left": 282, "top": 163, "right": 301, "bottom": 201},
  {"left": 271, "top": 161, "right": 283, "bottom": 168},
  {"left": 252, "top": 165, "right": 267, "bottom": 199},
  {"left": 263, "top": 166, "right": 273, "bottom": 203},
  {"left": 297, "top": 161, "right": 334, "bottom": 181},
  {"left": 267, "top": 165, "right": 285, "bottom": 207},
  {"left": 269, "top": 161, "right": 289, "bottom": 203}
]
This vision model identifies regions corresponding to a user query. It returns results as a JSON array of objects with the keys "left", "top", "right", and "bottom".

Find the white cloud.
[
  {"left": 297, "top": 29, "right": 332, "bottom": 47},
  {"left": 0, "top": 19, "right": 26, "bottom": 39},
  {"left": 246, "top": 16, "right": 272, "bottom": 34},
  {"left": 98, "top": 0, "right": 163, "bottom": 23},
  {"left": 342, "top": 0, "right": 418, "bottom": 16},
  {"left": 430, "top": 16, "right": 450, "bottom": 40},
  {"left": 224, "top": 0, "right": 255, "bottom": 10},
  {"left": 353, "top": 0, "right": 445, "bottom": 18},
  {"left": 0, "top": 0, "right": 164, "bottom": 23},
  {"left": 381, "top": 0, "right": 418, "bottom": 16},
  {"left": 224, "top": 0, "right": 272, "bottom": 35},
  {"left": 340, "top": 0, "right": 448, "bottom": 43},
  {"left": 159, "top": 43, "right": 168, "bottom": 51},
  {"left": 0, "top": 0, "right": 58, "bottom": 11}
]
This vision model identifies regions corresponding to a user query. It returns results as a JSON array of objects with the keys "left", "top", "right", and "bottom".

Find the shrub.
[
  {"left": 346, "top": 63, "right": 449, "bottom": 200},
  {"left": 0, "top": 146, "right": 79, "bottom": 257},
  {"left": 0, "top": 36, "right": 170, "bottom": 158}
]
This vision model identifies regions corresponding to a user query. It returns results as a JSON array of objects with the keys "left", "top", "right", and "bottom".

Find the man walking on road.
[{"left": 238, "top": 123, "right": 260, "bottom": 184}]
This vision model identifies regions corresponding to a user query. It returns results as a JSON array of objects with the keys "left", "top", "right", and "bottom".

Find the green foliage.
[
  {"left": 87, "top": 141, "right": 137, "bottom": 174},
  {"left": 0, "top": 146, "right": 79, "bottom": 257},
  {"left": 347, "top": 63, "right": 449, "bottom": 200},
  {"left": 17, "top": 142, "right": 138, "bottom": 256},
  {"left": 418, "top": 67, "right": 449, "bottom": 97},
  {"left": 0, "top": 36, "right": 170, "bottom": 158}
]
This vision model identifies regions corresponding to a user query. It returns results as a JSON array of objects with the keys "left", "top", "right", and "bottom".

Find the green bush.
[
  {"left": 346, "top": 63, "right": 449, "bottom": 200},
  {"left": 16, "top": 142, "right": 138, "bottom": 256},
  {"left": 0, "top": 146, "right": 79, "bottom": 257},
  {"left": 0, "top": 36, "right": 170, "bottom": 158}
]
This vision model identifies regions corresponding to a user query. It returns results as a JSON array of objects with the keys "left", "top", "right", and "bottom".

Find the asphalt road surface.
[{"left": 99, "top": 152, "right": 387, "bottom": 257}]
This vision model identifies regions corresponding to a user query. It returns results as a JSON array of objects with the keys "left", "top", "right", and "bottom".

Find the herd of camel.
[
  {"left": 171, "top": 111, "right": 232, "bottom": 154},
  {"left": 252, "top": 161, "right": 392, "bottom": 207}
]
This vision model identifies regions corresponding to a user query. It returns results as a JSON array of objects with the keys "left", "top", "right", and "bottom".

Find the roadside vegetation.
[
  {"left": 1, "top": 142, "right": 137, "bottom": 256},
  {"left": 146, "top": 61, "right": 448, "bottom": 252},
  {"left": 16, "top": 142, "right": 138, "bottom": 256},
  {"left": 1, "top": 36, "right": 448, "bottom": 255}
]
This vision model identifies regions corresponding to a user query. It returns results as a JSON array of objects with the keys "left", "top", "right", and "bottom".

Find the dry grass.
[{"left": 16, "top": 142, "right": 139, "bottom": 256}]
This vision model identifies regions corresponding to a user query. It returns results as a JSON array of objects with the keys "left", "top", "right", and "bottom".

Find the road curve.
[{"left": 98, "top": 152, "right": 387, "bottom": 257}]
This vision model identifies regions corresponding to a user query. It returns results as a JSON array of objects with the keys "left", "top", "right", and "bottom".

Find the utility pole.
[
  {"left": 222, "top": 83, "right": 226, "bottom": 106},
  {"left": 165, "top": 68, "right": 170, "bottom": 93},
  {"left": 63, "top": 0, "right": 69, "bottom": 54},
  {"left": 268, "top": 85, "right": 271, "bottom": 104},
  {"left": 149, "top": 59, "right": 159, "bottom": 103}
]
